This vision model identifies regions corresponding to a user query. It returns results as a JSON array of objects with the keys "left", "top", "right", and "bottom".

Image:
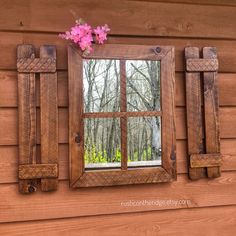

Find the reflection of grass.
[
  {"left": 85, "top": 146, "right": 159, "bottom": 163},
  {"left": 128, "top": 146, "right": 152, "bottom": 162},
  {"left": 85, "top": 146, "right": 121, "bottom": 164}
]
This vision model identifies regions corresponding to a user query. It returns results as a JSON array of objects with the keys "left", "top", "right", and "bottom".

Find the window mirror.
[{"left": 68, "top": 44, "right": 176, "bottom": 187}]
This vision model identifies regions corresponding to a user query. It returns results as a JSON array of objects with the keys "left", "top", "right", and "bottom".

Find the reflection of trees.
[
  {"left": 83, "top": 60, "right": 161, "bottom": 164},
  {"left": 84, "top": 60, "right": 120, "bottom": 163},
  {"left": 127, "top": 61, "right": 161, "bottom": 162}
]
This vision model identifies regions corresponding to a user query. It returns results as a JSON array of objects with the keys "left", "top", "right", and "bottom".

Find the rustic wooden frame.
[{"left": 68, "top": 44, "right": 176, "bottom": 188}]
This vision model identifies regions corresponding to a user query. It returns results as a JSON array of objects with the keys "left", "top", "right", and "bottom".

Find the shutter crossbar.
[
  {"left": 19, "top": 164, "right": 58, "bottom": 179},
  {"left": 17, "top": 57, "right": 56, "bottom": 73},
  {"left": 186, "top": 58, "right": 218, "bottom": 72}
]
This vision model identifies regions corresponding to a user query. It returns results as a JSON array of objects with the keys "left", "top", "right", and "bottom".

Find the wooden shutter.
[
  {"left": 17, "top": 44, "right": 58, "bottom": 194},
  {"left": 185, "top": 47, "right": 222, "bottom": 180}
]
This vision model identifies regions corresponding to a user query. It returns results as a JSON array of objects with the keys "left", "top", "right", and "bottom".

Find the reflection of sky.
[
  {"left": 83, "top": 60, "right": 162, "bottom": 165},
  {"left": 83, "top": 59, "right": 120, "bottom": 93},
  {"left": 83, "top": 59, "right": 120, "bottom": 112},
  {"left": 83, "top": 59, "right": 160, "bottom": 113},
  {"left": 126, "top": 60, "right": 160, "bottom": 111}
]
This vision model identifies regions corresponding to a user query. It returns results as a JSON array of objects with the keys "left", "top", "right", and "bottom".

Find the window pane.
[
  {"left": 84, "top": 118, "right": 121, "bottom": 169},
  {"left": 83, "top": 59, "right": 120, "bottom": 113},
  {"left": 126, "top": 60, "right": 160, "bottom": 112},
  {"left": 127, "top": 116, "right": 161, "bottom": 167}
]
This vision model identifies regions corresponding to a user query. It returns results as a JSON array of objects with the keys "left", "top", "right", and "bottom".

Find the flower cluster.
[{"left": 59, "top": 19, "right": 110, "bottom": 54}]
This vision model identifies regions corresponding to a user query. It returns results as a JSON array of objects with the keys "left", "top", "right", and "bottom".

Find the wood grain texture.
[
  {"left": 0, "top": 205, "right": 235, "bottom": 236},
  {"left": 73, "top": 168, "right": 171, "bottom": 187},
  {"left": 186, "top": 58, "right": 218, "bottom": 72},
  {"left": 0, "top": 1, "right": 235, "bottom": 233},
  {"left": 1, "top": 140, "right": 236, "bottom": 184},
  {"left": 0, "top": 172, "right": 236, "bottom": 223},
  {"left": 1, "top": 107, "right": 236, "bottom": 146},
  {"left": 40, "top": 45, "right": 58, "bottom": 191},
  {"left": 83, "top": 111, "right": 162, "bottom": 118},
  {"left": 68, "top": 44, "right": 176, "bottom": 187},
  {"left": 128, "top": 0, "right": 236, "bottom": 7},
  {"left": 185, "top": 47, "right": 206, "bottom": 180},
  {"left": 19, "top": 164, "right": 58, "bottom": 179},
  {"left": 1, "top": 0, "right": 236, "bottom": 39},
  {"left": 1, "top": 32, "right": 236, "bottom": 73},
  {"left": 120, "top": 60, "right": 127, "bottom": 170},
  {"left": 81, "top": 44, "right": 170, "bottom": 60},
  {"left": 161, "top": 47, "right": 176, "bottom": 180},
  {"left": 1, "top": 71, "right": 236, "bottom": 108},
  {"left": 203, "top": 47, "right": 221, "bottom": 178},
  {"left": 17, "top": 57, "right": 56, "bottom": 73},
  {"left": 190, "top": 154, "right": 222, "bottom": 168},
  {"left": 68, "top": 45, "right": 84, "bottom": 186},
  {"left": 17, "top": 44, "right": 38, "bottom": 194}
]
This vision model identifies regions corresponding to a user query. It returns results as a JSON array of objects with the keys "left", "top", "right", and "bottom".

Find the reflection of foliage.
[
  {"left": 83, "top": 60, "right": 161, "bottom": 165},
  {"left": 84, "top": 146, "right": 157, "bottom": 163},
  {"left": 128, "top": 146, "right": 153, "bottom": 162},
  {"left": 85, "top": 145, "right": 121, "bottom": 163}
]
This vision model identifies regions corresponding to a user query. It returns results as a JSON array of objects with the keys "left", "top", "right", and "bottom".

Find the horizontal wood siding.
[
  {"left": 0, "top": 0, "right": 235, "bottom": 235},
  {"left": 0, "top": 206, "right": 236, "bottom": 236},
  {"left": 0, "top": 0, "right": 236, "bottom": 39}
]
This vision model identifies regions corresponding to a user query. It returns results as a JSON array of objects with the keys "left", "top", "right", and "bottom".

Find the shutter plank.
[
  {"left": 17, "top": 44, "right": 38, "bottom": 193},
  {"left": 185, "top": 47, "right": 206, "bottom": 180},
  {"left": 40, "top": 45, "right": 58, "bottom": 191},
  {"left": 203, "top": 47, "right": 221, "bottom": 178}
]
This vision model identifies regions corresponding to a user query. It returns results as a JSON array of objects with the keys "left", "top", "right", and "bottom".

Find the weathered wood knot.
[
  {"left": 75, "top": 134, "right": 81, "bottom": 144},
  {"left": 154, "top": 47, "right": 162, "bottom": 54},
  {"left": 28, "top": 185, "right": 37, "bottom": 193}
]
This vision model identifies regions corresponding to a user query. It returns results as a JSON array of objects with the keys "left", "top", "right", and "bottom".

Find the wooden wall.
[{"left": 0, "top": 0, "right": 236, "bottom": 235}]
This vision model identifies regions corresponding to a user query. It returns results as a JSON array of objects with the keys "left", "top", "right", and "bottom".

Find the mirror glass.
[
  {"left": 84, "top": 118, "right": 121, "bottom": 169},
  {"left": 126, "top": 60, "right": 160, "bottom": 112},
  {"left": 83, "top": 59, "right": 120, "bottom": 113},
  {"left": 83, "top": 59, "right": 161, "bottom": 169},
  {"left": 127, "top": 116, "right": 161, "bottom": 167}
]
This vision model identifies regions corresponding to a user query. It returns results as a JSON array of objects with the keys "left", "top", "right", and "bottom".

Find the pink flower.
[
  {"left": 71, "top": 24, "right": 92, "bottom": 38},
  {"left": 59, "top": 31, "right": 72, "bottom": 40},
  {"left": 94, "top": 24, "right": 110, "bottom": 44},
  {"left": 79, "top": 34, "right": 93, "bottom": 52},
  {"left": 59, "top": 19, "right": 110, "bottom": 54}
]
